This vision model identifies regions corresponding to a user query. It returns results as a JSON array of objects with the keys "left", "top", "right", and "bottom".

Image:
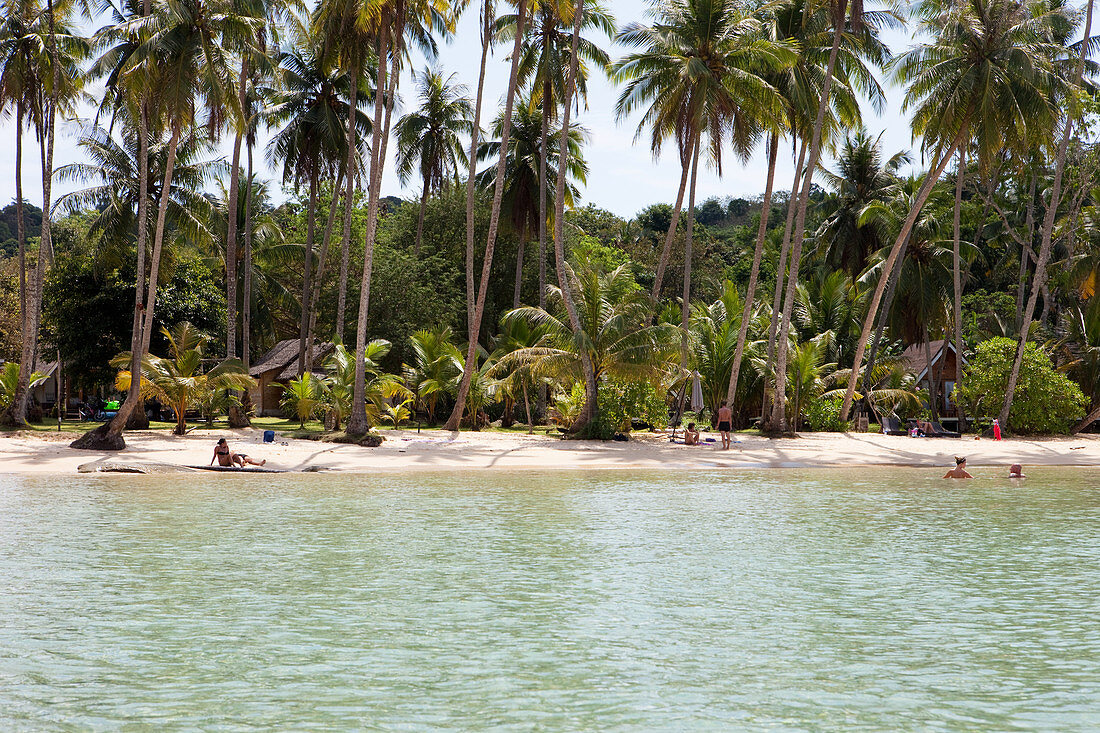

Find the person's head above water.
[
  {"left": 955, "top": 456, "right": 966, "bottom": 466},
  {"left": 1009, "top": 463, "right": 1024, "bottom": 476}
]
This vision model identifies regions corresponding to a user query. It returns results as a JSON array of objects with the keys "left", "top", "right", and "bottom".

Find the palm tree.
[
  {"left": 74, "top": 0, "right": 257, "bottom": 448},
  {"left": 475, "top": 101, "right": 588, "bottom": 307},
  {"left": 501, "top": 262, "right": 680, "bottom": 421},
  {"left": 403, "top": 326, "right": 462, "bottom": 423},
  {"left": 839, "top": 0, "right": 1070, "bottom": 422},
  {"left": 613, "top": 0, "right": 793, "bottom": 333},
  {"left": 334, "top": 0, "right": 453, "bottom": 437},
  {"left": 1001, "top": 0, "right": 1094, "bottom": 427},
  {"left": 501, "top": 0, "right": 615, "bottom": 308},
  {"left": 394, "top": 66, "right": 474, "bottom": 255},
  {"left": 55, "top": 119, "right": 221, "bottom": 270},
  {"left": 266, "top": 37, "right": 367, "bottom": 372},
  {"left": 442, "top": 0, "right": 529, "bottom": 432},
  {"left": 113, "top": 322, "right": 255, "bottom": 435},
  {"left": 0, "top": 0, "right": 86, "bottom": 425}
]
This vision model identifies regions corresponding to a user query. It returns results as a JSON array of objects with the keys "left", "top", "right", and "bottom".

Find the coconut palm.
[
  {"left": 442, "top": 0, "right": 530, "bottom": 432},
  {"left": 613, "top": 0, "right": 793, "bottom": 338},
  {"left": 0, "top": 0, "right": 87, "bottom": 425},
  {"left": 113, "top": 322, "right": 255, "bottom": 435},
  {"left": 840, "top": 0, "right": 1071, "bottom": 422},
  {"left": 394, "top": 66, "right": 474, "bottom": 255},
  {"left": 0, "top": 361, "right": 46, "bottom": 412},
  {"left": 475, "top": 101, "right": 588, "bottom": 307},
  {"left": 501, "top": 261, "right": 680, "bottom": 425},
  {"left": 280, "top": 372, "right": 323, "bottom": 427},
  {"left": 500, "top": 0, "right": 615, "bottom": 308},
  {"left": 265, "top": 37, "right": 368, "bottom": 372},
  {"left": 402, "top": 326, "right": 462, "bottom": 424}
]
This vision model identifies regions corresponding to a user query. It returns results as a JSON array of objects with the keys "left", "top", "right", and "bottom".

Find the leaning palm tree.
[
  {"left": 394, "top": 66, "right": 474, "bottom": 255},
  {"left": 74, "top": 0, "right": 258, "bottom": 448},
  {"left": 475, "top": 101, "right": 588, "bottom": 307},
  {"left": 839, "top": 0, "right": 1070, "bottom": 423},
  {"left": 442, "top": 0, "right": 530, "bottom": 432}
]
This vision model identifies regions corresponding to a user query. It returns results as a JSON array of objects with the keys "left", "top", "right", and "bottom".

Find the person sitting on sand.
[
  {"left": 211, "top": 438, "right": 266, "bottom": 468},
  {"left": 717, "top": 400, "right": 732, "bottom": 450},
  {"left": 943, "top": 455, "right": 973, "bottom": 479},
  {"left": 684, "top": 422, "right": 701, "bottom": 446},
  {"left": 1009, "top": 463, "right": 1026, "bottom": 478}
]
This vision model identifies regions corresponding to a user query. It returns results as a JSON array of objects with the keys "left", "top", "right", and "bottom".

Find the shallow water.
[{"left": 1, "top": 468, "right": 1099, "bottom": 730}]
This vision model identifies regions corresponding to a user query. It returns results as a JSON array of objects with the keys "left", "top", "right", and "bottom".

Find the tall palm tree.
[
  {"left": 0, "top": 0, "right": 86, "bottom": 425},
  {"left": 614, "top": 0, "right": 793, "bottom": 328},
  {"left": 1001, "top": 0, "right": 1095, "bottom": 427},
  {"left": 442, "top": 0, "right": 529, "bottom": 432},
  {"left": 394, "top": 66, "right": 474, "bottom": 255},
  {"left": 501, "top": 0, "right": 615, "bottom": 308},
  {"left": 335, "top": 0, "right": 453, "bottom": 437},
  {"left": 475, "top": 101, "right": 588, "bottom": 307},
  {"left": 265, "top": 38, "right": 366, "bottom": 372},
  {"left": 839, "top": 0, "right": 1069, "bottom": 422},
  {"left": 74, "top": 0, "right": 257, "bottom": 448}
]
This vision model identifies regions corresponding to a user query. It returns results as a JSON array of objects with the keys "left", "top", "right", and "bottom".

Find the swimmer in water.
[
  {"left": 1008, "top": 463, "right": 1025, "bottom": 478},
  {"left": 943, "top": 456, "right": 973, "bottom": 479}
]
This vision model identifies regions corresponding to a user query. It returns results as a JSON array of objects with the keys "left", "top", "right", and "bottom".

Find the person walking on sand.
[
  {"left": 717, "top": 400, "right": 732, "bottom": 450},
  {"left": 944, "top": 456, "right": 973, "bottom": 479}
]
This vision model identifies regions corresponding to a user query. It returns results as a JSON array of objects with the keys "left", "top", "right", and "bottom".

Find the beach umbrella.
[{"left": 690, "top": 371, "right": 704, "bottom": 413}]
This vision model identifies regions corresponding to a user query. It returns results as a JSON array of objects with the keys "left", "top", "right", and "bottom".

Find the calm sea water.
[{"left": 1, "top": 468, "right": 1098, "bottom": 730}]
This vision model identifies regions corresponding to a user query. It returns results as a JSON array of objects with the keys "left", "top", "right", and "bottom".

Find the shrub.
[
  {"left": 805, "top": 395, "right": 851, "bottom": 432},
  {"left": 592, "top": 379, "right": 668, "bottom": 440},
  {"left": 956, "top": 337, "right": 1086, "bottom": 434}
]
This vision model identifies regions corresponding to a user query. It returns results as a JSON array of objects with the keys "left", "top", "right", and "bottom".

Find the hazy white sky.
[{"left": 0, "top": 0, "right": 921, "bottom": 220}]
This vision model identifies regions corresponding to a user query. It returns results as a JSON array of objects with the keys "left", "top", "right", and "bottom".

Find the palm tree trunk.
[
  {"left": 140, "top": 124, "right": 183, "bottom": 356},
  {"left": 226, "top": 58, "right": 248, "bottom": 360},
  {"left": 538, "top": 69, "right": 551, "bottom": 311},
  {"left": 243, "top": 143, "right": 254, "bottom": 372},
  {"left": 297, "top": 173, "right": 319, "bottom": 373},
  {"left": 347, "top": 18, "right": 400, "bottom": 436},
  {"left": 464, "top": 0, "right": 492, "bottom": 334},
  {"left": 839, "top": 123, "right": 971, "bottom": 422},
  {"left": 3, "top": 106, "right": 27, "bottom": 426},
  {"left": 1015, "top": 165, "right": 1038, "bottom": 329},
  {"left": 414, "top": 183, "right": 429, "bottom": 255},
  {"left": 763, "top": 138, "right": 806, "bottom": 419},
  {"left": 651, "top": 139, "right": 694, "bottom": 309},
  {"left": 860, "top": 235, "right": 908, "bottom": 416},
  {"left": 769, "top": 3, "right": 847, "bottom": 432},
  {"left": 1000, "top": 0, "right": 1093, "bottom": 427},
  {"left": 951, "top": 149, "right": 966, "bottom": 429},
  {"left": 727, "top": 132, "right": 778, "bottom": 406},
  {"left": 335, "top": 55, "right": 361, "bottom": 342},
  {"left": 443, "top": 0, "right": 528, "bottom": 432},
  {"left": 681, "top": 134, "right": 701, "bottom": 367},
  {"left": 551, "top": 0, "right": 597, "bottom": 431},
  {"left": 307, "top": 169, "right": 345, "bottom": 360},
  {"left": 513, "top": 232, "right": 526, "bottom": 308}
]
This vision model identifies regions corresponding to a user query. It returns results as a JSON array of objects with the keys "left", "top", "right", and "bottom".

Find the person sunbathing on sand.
[
  {"left": 211, "top": 438, "right": 266, "bottom": 468},
  {"left": 943, "top": 456, "right": 973, "bottom": 479},
  {"left": 684, "top": 422, "right": 701, "bottom": 446}
]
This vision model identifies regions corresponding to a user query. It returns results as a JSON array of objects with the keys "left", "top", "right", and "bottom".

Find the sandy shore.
[{"left": 3, "top": 426, "right": 1100, "bottom": 475}]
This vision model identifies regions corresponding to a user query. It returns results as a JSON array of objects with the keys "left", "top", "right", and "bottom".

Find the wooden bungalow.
[
  {"left": 248, "top": 340, "right": 334, "bottom": 417},
  {"left": 901, "top": 340, "right": 965, "bottom": 425}
]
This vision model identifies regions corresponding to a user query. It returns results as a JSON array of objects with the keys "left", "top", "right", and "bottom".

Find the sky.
[{"left": 0, "top": 0, "right": 922, "bottom": 221}]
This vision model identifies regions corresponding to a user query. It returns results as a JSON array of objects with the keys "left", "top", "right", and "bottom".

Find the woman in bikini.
[
  {"left": 943, "top": 456, "right": 973, "bottom": 479},
  {"left": 211, "top": 438, "right": 266, "bottom": 468}
]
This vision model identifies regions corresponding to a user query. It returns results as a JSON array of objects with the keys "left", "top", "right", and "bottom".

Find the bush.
[
  {"left": 956, "top": 337, "right": 1087, "bottom": 434},
  {"left": 805, "top": 395, "right": 852, "bottom": 432},
  {"left": 592, "top": 379, "right": 668, "bottom": 440}
]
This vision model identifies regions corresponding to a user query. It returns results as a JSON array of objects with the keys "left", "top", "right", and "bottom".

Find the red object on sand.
[{"left": 993, "top": 419, "right": 1002, "bottom": 441}]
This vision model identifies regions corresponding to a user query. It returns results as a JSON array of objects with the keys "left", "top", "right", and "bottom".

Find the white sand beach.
[{"left": 3, "top": 427, "right": 1100, "bottom": 474}]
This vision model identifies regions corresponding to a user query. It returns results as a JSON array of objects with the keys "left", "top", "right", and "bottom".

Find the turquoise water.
[{"left": 1, "top": 468, "right": 1099, "bottom": 730}]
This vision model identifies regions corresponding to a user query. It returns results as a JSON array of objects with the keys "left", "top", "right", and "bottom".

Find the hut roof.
[
  {"left": 250, "top": 340, "right": 334, "bottom": 380},
  {"left": 901, "top": 340, "right": 964, "bottom": 381}
]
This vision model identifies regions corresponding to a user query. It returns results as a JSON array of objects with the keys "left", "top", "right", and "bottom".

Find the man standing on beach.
[{"left": 717, "top": 400, "right": 732, "bottom": 450}]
